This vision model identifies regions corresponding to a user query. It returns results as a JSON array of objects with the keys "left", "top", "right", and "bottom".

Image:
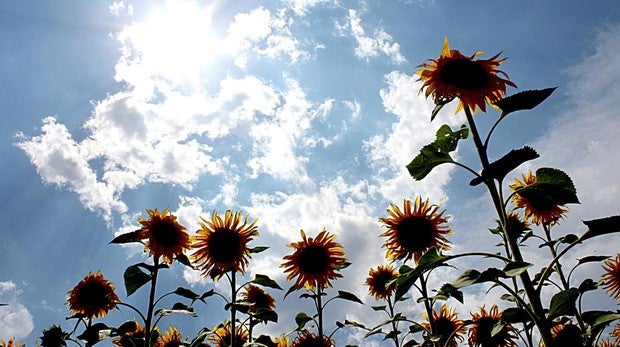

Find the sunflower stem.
[
  {"left": 464, "top": 107, "right": 555, "bottom": 347},
  {"left": 316, "top": 283, "right": 324, "bottom": 340},
  {"left": 231, "top": 269, "right": 237, "bottom": 347},
  {"left": 145, "top": 257, "right": 160, "bottom": 347},
  {"left": 387, "top": 296, "right": 400, "bottom": 347}
]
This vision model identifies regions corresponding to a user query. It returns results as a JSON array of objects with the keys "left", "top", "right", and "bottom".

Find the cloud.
[
  {"left": 0, "top": 281, "right": 34, "bottom": 340},
  {"left": 336, "top": 9, "right": 406, "bottom": 64}
]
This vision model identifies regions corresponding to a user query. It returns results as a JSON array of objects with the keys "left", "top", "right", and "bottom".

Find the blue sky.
[{"left": 2, "top": 0, "right": 620, "bottom": 345}]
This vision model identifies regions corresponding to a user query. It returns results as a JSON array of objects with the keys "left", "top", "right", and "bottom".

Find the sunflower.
[
  {"left": 254, "top": 335, "right": 289, "bottom": 347},
  {"left": 598, "top": 339, "right": 620, "bottom": 347},
  {"left": 611, "top": 321, "right": 620, "bottom": 341},
  {"left": 548, "top": 321, "right": 585, "bottom": 347},
  {"left": 504, "top": 213, "right": 531, "bottom": 240},
  {"left": 281, "top": 229, "right": 347, "bottom": 290},
  {"left": 379, "top": 197, "right": 452, "bottom": 263},
  {"left": 290, "top": 331, "right": 334, "bottom": 347},
  {"left": 208, "top": 321, "right": 249, "bottom": 347},
  {"left": 67, "top": 271, "right": 119, "bottom": 319},
  {"left": 422, "top": 305, "right": 466, "bottom": 347},
  {"left": 137, "top": 208, "right": 191, "bottom": 264},
  {"left": 468, "top": 305, "right": 517, "bottom": 347},
  {"left": 40, "top": 325, "right": 69, "bottom": 347},
  {"left": 602, "top": 254, "right": 620, "bottom": 301},
  {"left": 417, "top": 37, "right": 516, "bottom": 114},
  {"left": 241, "top": 284, "right": 276, "bottom": 313},
  {"left": 112, "top": 320, "right": 146, "bottom": 347},
  {"left": 510, "top": 171, "right": 568, "bottom": 225},
  {"left": 192, "top": 210, "right": 259, "bottom": 278},
  {"left": 155, "top": 327, "right": 185, "bottom": 347},
  {"left": 365, "top": 264, "right": 399, "bottom": 300},
  {"left": 0, "top": 339, "right": 24, "bottom": 347}
]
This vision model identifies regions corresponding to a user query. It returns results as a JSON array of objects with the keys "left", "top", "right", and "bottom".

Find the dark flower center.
[
  {"left": 554, "top": 325, "right": 584, "bottom": 347},
  {"left": 373, "top": 271, "right": 395, "bottom": 292},
  {"left": 518, "top": 190, "right": 558, "bottom": 212},
  {"left": 78, "top": 281, "right": 111, "bottom": 308},
  {"left": 162, "top": 342, "right": 181, "bottom": 347},
  {"left": 433, "top": 317, "right": 459, "bottom": 345},
  {"left": 473, "top": 317, "right": 505, "bottom": 346},
  {"left": 396, "top": 216, "right": 435, "bottom": 251},
  {"left": 208, "top": 229, "right": 242, "bottom": 264},
  {"left": 151, "top": 220, "right": 181, "bottom": 248},
  {"left": 298, "top": 245, "right": 329, "bottom": 274},
  {"left": 440, "top": 59, "right": 489, "bottom": 90}
]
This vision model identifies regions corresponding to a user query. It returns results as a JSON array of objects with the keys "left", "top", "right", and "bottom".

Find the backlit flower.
[
  {"left": 192, "top": 210, "right": 259, "bottom": 278},
  {"left": 510, "top": 170, "right": 568, "bottom": 225},
  {"left": 138, "top": 208, "right": 190, "bottom": 264},
  {"left": 242, "top": 284, "right": 276, "bottom": 313},
  {"left": 598, "top": 339, "right": 620, "bottom": 347},
  {"left": 602, "top": 254, "right": 620, "bottom": 301},
  {"left": 380, "top": 197, "right": 452, "bottom": 263},
  {"left": 365, "top": 264, "right": 399, "bottom": 300},
  {"left": 422, "top": 305, "right": 466, "bottom": 347},
  {"left": 67, "top": 271, "right": 119, "bottom": 319},
  {"left": 549, "top": 321, "right": 585, "bottom": 347},
  {"left": 1, "top": 338, "right": 24, "bottom": 347},
  {"left": 417, "top": 37, "right": 516, "bottom": 114},
  {"left": 209, "top": 322, "right": 248, "bottom": 347},
  {"left": 155, "top": 326, "right": 185, "bottom": 347},
  {"left": 40, "top": 325, "right": 69, "bottom": 347},
  {"left": 281, "top": 229, "right": 347, "bottom": 290},
  {"left": 112, "top": 320, "right": 146, "bottom": 347},
  {"left": 468, "top": 305, "right": 517, "bottom": 347},
  {"left": 290, "top": 331, "right": 333, "bottom": 347}
]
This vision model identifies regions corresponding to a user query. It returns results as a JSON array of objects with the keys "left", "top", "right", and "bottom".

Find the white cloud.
[
  {"left": 337, "top": 9, "right": 406, "bottom": 64},
  {"left": 0, "top": 281, "right": 34, "bottom": 341},
  {"left": 284, "top": 0, "right": 332, "bottom": 16}
]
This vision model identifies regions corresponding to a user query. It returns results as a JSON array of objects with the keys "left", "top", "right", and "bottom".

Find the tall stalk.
[{"left": 145, "top": 258, "right": 160, "bottom": 347}]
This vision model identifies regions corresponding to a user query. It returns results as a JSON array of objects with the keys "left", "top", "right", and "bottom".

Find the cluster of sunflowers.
[{"left": 4, "top": 38, "right": 620, "bottom": 347}]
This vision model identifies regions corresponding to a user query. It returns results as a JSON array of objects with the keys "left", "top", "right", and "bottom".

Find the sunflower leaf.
[
  {"left": 123, "top": 265, "right": 152, "bottom": 297},
  {"left": 547, "top": 288, "right": 579, "bottom": 320},
  {"left": 406, "top": 124, "right": 469, "bottom": 180},
  {"left": 109, "top": 230, "right": 142, "bottom": 244},
  {"left": 502, "top": 261, "right": 532, "bottom": 277},
  {"left": 494, "top": 87, "right": 557, "bottom": 116},
  {"left": 174, "top": 253, "right": 193, "bottom": 268},
  {"left": 249, "top": 246, "right": 269, "bottom": 254},
  {"left": 155, "top": 302, "right": 197, "bottom": 317},
  {"left": 173, "top": 287, "right": 201, "bottom": 300},
  {"left": 335, "top": 290, "right": 364, "bottom": 304},
  {"left": 581, "top": 216, "right": 620, "bottom": 242},
  {"left": 395, "top": 248, "right": 447, "bottom": 300},
  {"left": 578, "top": 279, "right": 598, "bottom": 294},
  {"left": 450, "top": 270, "right": 481, "bottom": 289},
  {"left": 436, "top": 283, "right": 463, "bottom": 303},
  {"left": 189, "top": 328, "right": 211, "bottom": 347},
  {"left": 252, "top": 274, "right": 283, "bottom": 290},
  {"left": 514, "top": 167, "right": 579, "bottom": 210},
  {"left": 470, "top": 146, "right": 539, "bottom": 186},
  {"left": 582, "top": 311, "right": 620, "bottom": 328},
  {"left": 501, "top": 307, "right": 532, "bottom": 324},
  {"left": 253, "top": 308, "right": 278, "bottom": 323},
  {"left": 294, "top": 312, "right": 313, "bottom": 329},
  {"left": 77, "top": 323, "right": 111, "bottom": 347},
  {"left": 283, "top": 284, "right": 298, "bottom": 300}
]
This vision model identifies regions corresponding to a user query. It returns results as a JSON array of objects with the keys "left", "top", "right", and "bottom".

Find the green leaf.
[
  {"left": 109, "top": 230, "right": 142, "bottom": 244},
  {"left": 451, "top": 270, "right": 481, "bottom": 289},
  {"left": 395, "top": 248, "right": 447, "bottom": 300},
  {"left": 581, "top": 216, "right": 620, "bottom": 241},
  {"left": 371, "top": 305, "right": 386, "bottom": 312},
  {"left": 547, "top": 288, "right": 579, "bottom": 320},
  {"left": 252, "top": 274, "right": 283, "bottom": 290},
  {"left": 577, "top": 255, "right": 610, "bottom": 265},
  {"left": 406, "top": 124, "right": 469, "bottom": 180},
  {"left": 123, "top": 265, "right": 151, "bottom": 296},
  {"left": 249, "top": 246, "right": 269, "bottom": 254},
  {"left": 578, "top": 279, "right": 598, "bottom": 294},
  {"left": 470, "top": 146, "right": 539, "bottom": 186},
  {"left": 189, "top": 328, "right": 211, "bottom": 347},
  {"left": 175, "top": 253, "right": 193, "bottom": 267},
  {"left": 155, "top": 302, "right": 197, "bottom": 317},
  {"left": 494, "top": 87, "right": 557, "bottom": 116},
  {"left": 77, "top": 323, "right": 111, "bottom": 347},
  {"left": 581, "top": 311, "right": 620, "bottom": 327},
  {"left": 253, "top": 308, "right": 278, "bottom": 323},
  {"left": 283, "top": 284, "right": 299, "bottom": 300},
  {"left": 501, "top": 307, "right": 532, "bottom": 324},
  {"left": 295, "top": 312, "right": 313, "bottom": 329},
  {"left": 514, "top": 167, "right": 579, "bottom": 210},
  {"left": 436, "top": 283, "right": 463, "bottom": 303},
  {"left": 502, "top": 261, "right": 532, "bottom": 277},
  {"left": 341, "top": 319, "right": 367, "bottom": 329},
  {"left": 173, "top": 287, "right": 201, "bottom": 300},
  {"left": 335, "top": 290, "right": 364, "bottom": 304}
]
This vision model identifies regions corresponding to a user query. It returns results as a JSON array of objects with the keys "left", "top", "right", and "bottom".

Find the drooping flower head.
[
  {"left": 422, "top": 305, "right": 466, "bottom": 347},
  {"left": 365, "top": 264, "right": 399, "bottom": 300},
  {"left": 209, "top": 321, "right": 249, "bottom": 347},
  {"left": 510, "top": 170, "right": 569, "bottom": 225},
  {"left": 192, "top": 210, "right": 259, "bottom": 278},
  {"left": 138, "top": 208, "right": 191, "bottom": 264},
  {"left": 417, "top": 37, "right": 516, "bottom": 114},
  {"left": 40, "top": 325, "right": 69, "bottom": 347},
  {"left": 155, "top": 326, "right": 185, "bottom": 347},
  {"left": 290, "top": 331, "right": 334, "bottom": 347},
  {"left": 380, "top": 197, "right": 452, "bottom": 263},
  {"left": 241, "top": 284, "right": 276, "bottom": 314},
  {"left": 468, "top": 305, "right": 517, "bottom": 347},
  {"left": 602, "top": 254, "right": 620, "bottom": 301},
  {"left": 67, "top": 271, "right": 119, "bottom": 319},
  {"left": 281, "top": 229, "right": 347, "bottom": 290}
]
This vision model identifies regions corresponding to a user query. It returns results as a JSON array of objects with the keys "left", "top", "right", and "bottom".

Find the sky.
[{"left": 1, "top": 0, "right": 620, "bottom": 345}]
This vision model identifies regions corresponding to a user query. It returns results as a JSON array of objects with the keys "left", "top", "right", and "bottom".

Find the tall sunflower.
[
  {"left": 422, "top": 305, "right": 466, "bottom": 347},
  {"left": 510, "top": 170, "right": 569, "bottom": 225},
  {"left": 602, "top": 254, "right": 620, "bottom": 301},
  {"left": 417, "top": 37, "right": 516, "bottom": 114},
  {"left": 209, "top": 321, "right": 249, "bottom": 347},
  {"left": 155, "top": 326, "right": 185, "bottom": 347},
  {"left": 379, "top": 197, "right": 452, "bottom": 263},
  {"left": 365, "top": 264, "right": 399, "bottom": 300},
  {"left": 192, "top": 210, "right": 259, "bottom": 278},
  {"left": 137, "top": 208, "right": 190, "bottom": 264},
  {"left": 468, "top": 305, "right": 517, "bottom": 347},
  {"left": 281, "top": 229, "right": 347, "bottom": 290},
  {"left": 40, "top": 325, "right": 69, "bottom": 347},
  {"left": 290, "top": 331, "right": 334, "bottom": 347},
  {"left": 67, "top": 271, "right": 119, "bottom": 319},
  {"left": 241, "top": 284, "right": 276, "bottom": 314}
]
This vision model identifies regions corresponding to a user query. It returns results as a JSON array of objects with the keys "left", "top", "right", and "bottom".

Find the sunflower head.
[
  {"left": 192, "top": 210, "right": 259, "bottom": 278},
  {"left": 417, "top": 37, "right": 516, "bottom": 115},
  {"left": 209, "top": 321, "right": 249, "bottom": 347},
  {"left": 510, "top": 171, "right": 569, "bottom": 225},
  {"left": 155, "top": 326, "right": 185, "bottom": 347},
  {"left": 40, "top": 325, "right": 69, "bottom": 347},
  {"left": 290, "top": 331, "right": 334, "bottom": 347},
  {"left": 281, "top": 229, "right": 347, "bottom": 290},
  {"left": 379, "top": 197, "right": 452, "bottom": 263},
  {"left": 365, "top": 264, "right": 399, "bottom": 300},
  {"left": 112, "top": 320, "right": 146, "bottom": 347},
  {"left": 422, "top": 305, "right": 466, "bottom": 347},
  {"left": 504, "top": 213, "right": 531, "bottom": 240},
  {"left": 138, "top": 208, "right": 191, "bottom": 264},
  {"left": 468, "top": 305, "right": 517, "bottom": 347},
  {"left": 241, "top": 284, "right": 276, "bottom": 315},
  {"left": 67, "top": 271, "right": 119, "bottom": 319},
  {"left": 602, "top": 254, "right": 620, "bottom": 301},
  {"left": 549, "top": 321, "right": 585, "bottom": 347}
]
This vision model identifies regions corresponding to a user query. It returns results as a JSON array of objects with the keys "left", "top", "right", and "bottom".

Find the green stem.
[
  {"left": 231, "top": 270, "right": 237, "bottom": 347},
  {"left": 145, "top": 258, "right": 160, "bottom": 347},
  {"left": 464, "top": 107, "right": 554, "bottom": 347},
  {"left": 317, "top": 284, "right": 324, "bottom": 339},
  {"left": 387, "top": 296, "right": 400, "bottom": 347}
]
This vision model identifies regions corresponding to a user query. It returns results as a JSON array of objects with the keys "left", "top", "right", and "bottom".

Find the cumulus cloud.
[{"left": 0, "top": 281, "right": 34, "bottom": 340}]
